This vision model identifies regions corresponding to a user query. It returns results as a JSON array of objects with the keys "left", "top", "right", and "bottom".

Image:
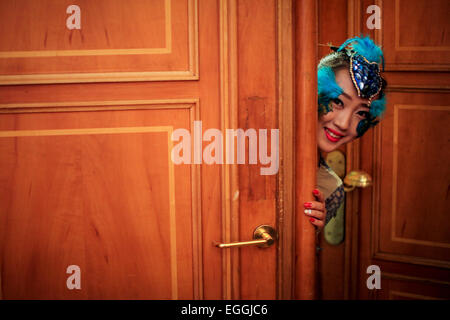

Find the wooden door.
[
  {"left": 317, "top": 0, "right": 450, "bottom": 300},
  {"left": 0, "top": 0, "right": 315, "bottom": 300},
  {"left": 357, "top": 0, "right": 450, "bottom": 300},
  {"left": 319, "top": 0, "right": 450, "bottom": 299}
]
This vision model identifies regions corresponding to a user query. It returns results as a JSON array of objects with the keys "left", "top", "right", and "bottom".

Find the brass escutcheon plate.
[{"left": 253, "top": 225, "right": 278, "bottom": 248}]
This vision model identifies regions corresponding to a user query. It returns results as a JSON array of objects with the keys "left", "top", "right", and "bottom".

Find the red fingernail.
[
  {"left": 310, "top": 218, "right": 315, "bottom": 222},
  {"left": 304, "top": 202, "right": 312, "bottom": 208},
  {"left": 313, "top": 189, "right": 319, "bottom": 195}
]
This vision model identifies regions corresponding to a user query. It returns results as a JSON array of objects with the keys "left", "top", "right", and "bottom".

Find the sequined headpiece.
[{"left": 337, "top": 36, "right": 385, "bottom": 104}]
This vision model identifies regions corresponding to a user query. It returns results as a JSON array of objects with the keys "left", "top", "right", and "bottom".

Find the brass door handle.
[
  {"left": 215, "top": 225, "right": 277, "bottom": 248},
  {"left": 343, "top": 170, "right": 372, "bottom": 192}
]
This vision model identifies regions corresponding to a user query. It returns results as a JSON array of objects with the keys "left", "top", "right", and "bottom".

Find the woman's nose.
[{"left": 334, "top": 109, "right": 352, "bottom": 131}]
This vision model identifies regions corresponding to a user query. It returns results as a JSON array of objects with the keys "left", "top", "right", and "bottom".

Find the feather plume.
[
  {"left": 337, "top": 35, "right": 384, "bottom": 68},
  {"left": 370, "top": 94, "right": 386, "bottom": 117},
  {"left": 318, "top": 66, "right": 343, "bottom": 102}
]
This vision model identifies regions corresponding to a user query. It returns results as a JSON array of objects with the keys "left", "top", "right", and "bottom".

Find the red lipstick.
[
  {"left": 326, "top": 127, "right": 344, "bottom": 137},
  {"left": 324, "top": 127, "right": 344, "bottom": 142}
]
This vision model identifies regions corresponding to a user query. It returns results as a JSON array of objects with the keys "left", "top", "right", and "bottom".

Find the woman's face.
[{"left": 317, "top": 67, "right": 372, "bottom": 153}]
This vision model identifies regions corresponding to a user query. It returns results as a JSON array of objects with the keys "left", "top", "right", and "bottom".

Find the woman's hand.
[{"left": 304, "top": 189, "right": 326, "bottom": 232}]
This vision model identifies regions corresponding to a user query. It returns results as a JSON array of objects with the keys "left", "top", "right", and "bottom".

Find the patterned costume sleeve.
[{"left": 324, "top": 184, "right": 345, "bottom": 225}]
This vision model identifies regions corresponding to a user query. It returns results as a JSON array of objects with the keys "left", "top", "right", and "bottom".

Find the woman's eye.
[
  {"left": 332, "top": 98, "right": 344, "bottom": 107},
  {"left": 356, "top": 110, "right": 370, "bottom": 119}
]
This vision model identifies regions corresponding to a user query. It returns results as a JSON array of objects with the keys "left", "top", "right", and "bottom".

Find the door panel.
[
  {"left": 375, "top": 92, "right": 450, "bottom": 265},
  {"left": 0, "top": 103, "right": 199, "bottom": 299},
  {"left": 382, "top": 0, "right": 450, "bottom": 71},
  {"left": 0, "top": 0, "right": 197, "bottom": 83}
]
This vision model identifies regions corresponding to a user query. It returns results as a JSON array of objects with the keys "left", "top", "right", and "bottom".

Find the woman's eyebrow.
[
  {"left": 341, "top": 91, "right": 352, "bottom": 100},
  {"left": 341, "top": 91, "right": 370, "bottom": 108}
]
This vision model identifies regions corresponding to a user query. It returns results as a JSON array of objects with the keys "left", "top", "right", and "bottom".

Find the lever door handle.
[
  {"left": 215, "top": 225, "right": 277, "bottom": 248},
  {"left": 343, "top": 170, "right": 372, "bottom": 192}
]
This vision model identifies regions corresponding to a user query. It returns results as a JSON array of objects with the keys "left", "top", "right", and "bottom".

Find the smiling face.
[{"left": 317, "top": 67, "right": 373, "bottom": 153}]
